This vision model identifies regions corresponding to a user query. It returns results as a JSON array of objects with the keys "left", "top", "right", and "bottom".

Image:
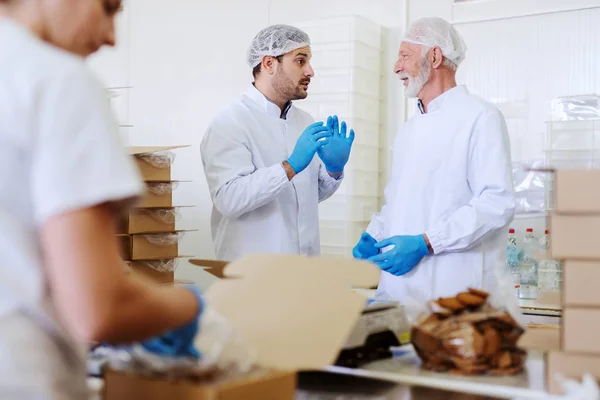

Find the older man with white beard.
[{"left": 352, "top": 17, "right": 515, "bottom": 304}]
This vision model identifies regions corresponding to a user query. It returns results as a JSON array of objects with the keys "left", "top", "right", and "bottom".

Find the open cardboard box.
[
  {"left": 116, "top": 231, "right": 191, "bottom": 260},
  {"left": 105, "top": 254, "right": 380, "bottom": 399},
  {"left": 127, "top": 258, "right": 191, "bottom": 284},
  {"left": 128, "top": 146, "right": 188, "bottom": 182},
  {"left": 117, "top": 208, "right": 177, "bottom": 234},
  {"left": 138, "top": 181, "right": 189, "bottom": 208},
  {"left": 189, "top": 259, "right": 229, "bottom": 279}
]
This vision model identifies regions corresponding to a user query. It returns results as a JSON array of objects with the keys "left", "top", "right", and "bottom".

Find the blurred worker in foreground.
[
  {"left": 0, "top": 0, "right": 202, "bottom": 397},
  {"left": 353, "top": 17, "right": 515, "bottom": 303},
  {"left": 201, "top": 24, "right": 355, "bottom": 261}
]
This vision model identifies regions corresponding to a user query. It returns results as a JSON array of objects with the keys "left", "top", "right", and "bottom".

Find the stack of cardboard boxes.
[
  {"left": 546, "top": 170, "right": 600, "bottom": 394},
  {"left": 119, "top": 146, "right": 192, "bottom": 284}
]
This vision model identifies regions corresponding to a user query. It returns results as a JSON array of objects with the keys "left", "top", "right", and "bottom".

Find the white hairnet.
[
  {"left": 247, "top": 24, "right": 311, "bottom": 68},
  {"left": 402, "top": 17, "right": 467, "bottom": 67}
]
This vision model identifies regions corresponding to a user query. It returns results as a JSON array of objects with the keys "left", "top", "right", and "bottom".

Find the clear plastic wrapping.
[
  {"left": 102, "top": 305, "right": 256, "bottom": 382},
  {"left": 512, "top": 159, "right": 547, "bottom": 214},
  {"left": 137, "top": 259, "right": 180, "bottom": 273},
  {"left": 551, "top": 95, "right": 600, "bottom": 121},
  {"left": 146, "top": 182, "right": 179, "bottom": 195},
  {"left": 142, "top": 232, "right": 185, "bottom": 246},
  {"left": 406, "top": 263, "right": 527, "bottom": 376},
  {"left": 141, "top": 208, "right": 181, "bottom": 224},
  {"left": 138, "top": 151, "right": 176, "bottom": 169}
]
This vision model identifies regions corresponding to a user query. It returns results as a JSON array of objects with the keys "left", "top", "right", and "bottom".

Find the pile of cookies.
[{"left": 411, "top": 288, "right": 526, "bottom": 376}]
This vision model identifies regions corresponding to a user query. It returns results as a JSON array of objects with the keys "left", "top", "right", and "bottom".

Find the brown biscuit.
[
  {"left": 437, "top": 297, "right": 466, "bottom": 312},
  {"left": 468, "top": 287, "right": 490, "bottom": 299},
  {"left": 493, "top": 351, "right": 513, "bottom": 369},
  {"left": 482, "top": 326, "right": 501, "bottom": 357},
  {"left": 457, "top": 292, "right": 486, "bottom": 308}
]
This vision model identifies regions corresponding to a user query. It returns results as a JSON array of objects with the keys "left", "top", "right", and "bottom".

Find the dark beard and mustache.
[{"left": 271, "top": 64, "right": 310, "bottom": 101}]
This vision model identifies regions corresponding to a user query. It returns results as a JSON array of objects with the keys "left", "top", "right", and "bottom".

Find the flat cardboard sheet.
[
  {"left": 563, "top": 261, "right": 600, "bottom": 307},
  {"left": 127, "top": 145, "right": 189, "bottom": 155},
  {"left": 550, "top": 214, "right": 600, "bottom": 259},
  {"left": 562, "top": 307, "right": 600, "bottom": 355},
  {"left": 555, "top": 169, "right": 600, "bottom": 214},
  {"left": 205, "top": 254, "right": 380, "bottom": 371},
  {"left": 189, "top": 259, "right": 228, "bottom": 279},
  {"left": 547, "top": 352, "right": 600, "bottom": 394}
]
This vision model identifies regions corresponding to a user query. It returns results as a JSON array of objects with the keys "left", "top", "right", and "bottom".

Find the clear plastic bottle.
[
  {"left": 519, "top": 228, "right": 539, "bottom": 299},
  {"left": 538, "top": 230, "right": 561, "bottom": 291},
  {"left": 506, "top": 228, "right": 521, "bottom": 298}
]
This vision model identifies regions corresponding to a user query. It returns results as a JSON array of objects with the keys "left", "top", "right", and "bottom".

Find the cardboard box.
[
  {"left": 128, "top": 146, "right": 188, "bottom": 182},
  {"left": 105, "top": 254, "right": 380, "bottom": 397},
  {"left": 105, "top": 369, "right": 296, "bottom": 400},
  {"left": 189, "top": 259, "right": 229, "bottom": 279},
  {"left": 117, "top": 233, "right": 184, "bottom": 260},
  {"left": 563, "top": 260, "right": 600, "bottom": 307},
  {"left": 563, "top": 308, "right": 600, "bottom": 355},
  {"left": 129, "top": 260, "right": 176, "bottom": 284},
  {"left": 555, "top": 170, "right": 600, "bottom": 214},
  {"left": 117, "top": 208, "right": 176, "bottom": 234},
  {"left": 138, "top": 185, "right": 173, "bottom": 208},
  {"left": 550, "top": 214, "right": 600, "bottom": 259},
  {"left": 547, "top": 352, "right": 600, "bottom": 394}
]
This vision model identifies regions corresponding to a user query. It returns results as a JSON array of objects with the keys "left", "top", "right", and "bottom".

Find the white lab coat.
[
  {"left": 201, "top": 84, "right": 342, "bottom": 261},
  {"left": 367, "top": 85, "right": 515, "bottom": 304}
]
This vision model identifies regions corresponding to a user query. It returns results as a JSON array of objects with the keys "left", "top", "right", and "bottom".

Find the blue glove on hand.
[
  {"left": 317, "top": 115, "right": 355, "bottom": 173},
  {"left": 352, "top": 232, "right": 379, "bottom": 260},
  {"left": 287, "top": 122, "right": 331, "bottom": 174},
  {"left": 141, "top": 286, "right": 204, "bottom": 359},
  {"left": 367, "top": 235, "right": 430, "bottom": 276}
]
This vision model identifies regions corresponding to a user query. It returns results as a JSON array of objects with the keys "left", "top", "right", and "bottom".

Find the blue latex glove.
[
  {"left": 287, "top": 122, "right": 331, "bottom": 174},
  {"left": 352, "top": 232, "right": 379, "bottom": 259},
  {"left": 367, "top": 235, "right": 430, "bottom": 276},
  {"left": 141, "top": 286, "right": 204, "bottom": 359},
  {"left": 317, "top": 115, "right": 355, "bottom": 173}
]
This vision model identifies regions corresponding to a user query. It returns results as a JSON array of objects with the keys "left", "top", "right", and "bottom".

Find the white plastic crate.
[
  {"left": 320, "top": 244, "right": 353, "bottom": 259},
  {"left": 310, "top": 42, "right": 382, "bottom": 75},
  {"left": 334, "top": 170, "right": 380, "bottom": 197},
  {"left": 545, "top": 120, "right": 600, "bottom": 150},
  {"left": 346, "top": 144, "right": 379, "bottom": 172},
  {"left": 319, "top": 220, "right": 370, "bottom": 247},
  {"left": 309, "top": 68, "right": 381, "bottom": 99},
  {"left": 295, "top": 16, "right": 382, "bottom": 49},
  {"left": 297, "top": 93, "right": 380, "bottom": 123},
  {"left": 544, "top": 149, "right": 600, "bottom": 169},
  {"left": 319, "top": 194, "right": 380, "bottom": 221}
]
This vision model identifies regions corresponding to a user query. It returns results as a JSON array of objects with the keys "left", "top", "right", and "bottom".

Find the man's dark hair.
[{"left": 252, "top": 55, "right": 284, "bottom": 79}]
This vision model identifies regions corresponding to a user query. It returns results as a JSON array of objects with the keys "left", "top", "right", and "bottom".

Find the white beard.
[{"left": 399, "top": 56, "right": 432, "bottom": 98}]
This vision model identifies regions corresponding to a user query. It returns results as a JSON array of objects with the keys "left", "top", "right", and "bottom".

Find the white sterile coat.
[
  {"left": 201, "top": 84, "right": 342, "bottom": 261},
  {"left": 367, "top": 85, "right": 515, "bottom": 303}
]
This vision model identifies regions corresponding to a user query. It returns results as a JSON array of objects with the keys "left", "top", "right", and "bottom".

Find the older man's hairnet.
[{"left": 403, "top": 17, "right": 467, "bottom": 68}]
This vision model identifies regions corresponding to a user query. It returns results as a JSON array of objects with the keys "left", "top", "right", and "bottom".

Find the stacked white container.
[{"left": 295, "top": 16, "right": 383, "bottom": 258}]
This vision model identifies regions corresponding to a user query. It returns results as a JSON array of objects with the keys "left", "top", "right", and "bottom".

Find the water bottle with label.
[
  {"left": 506, "top": 228, "right": 520, "bottom": 298},
  {"left": 519, "top": 228, "right": 539, "bottom": 299}
]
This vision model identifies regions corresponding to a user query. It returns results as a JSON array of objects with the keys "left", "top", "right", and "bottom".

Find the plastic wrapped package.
[
  {"left": 137, "top": 259, "right": 180, "bottom": 273},
  {"left": 143, "top": 232, "right": 185, "bottom": 246},
  {"left": 512, "top": 159, "right": 547, "bottom": 214},
  {"left": 406, "top": 262, "right": 527, "bottom": 376},
  {"left": 146, "top": 182, "right": 179, "bottom": 195},
  {"left": 137, "top": 151, "right": 176, "bottom": 169},
  {"left": 551, "top": 95, "right": 600, "bottom": 121},
  {"left": 102, "top": 305, "right": 256, "bottom": 382},
  {"left": 141, "top": 208, "right": 182, "bottom": 224}
]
